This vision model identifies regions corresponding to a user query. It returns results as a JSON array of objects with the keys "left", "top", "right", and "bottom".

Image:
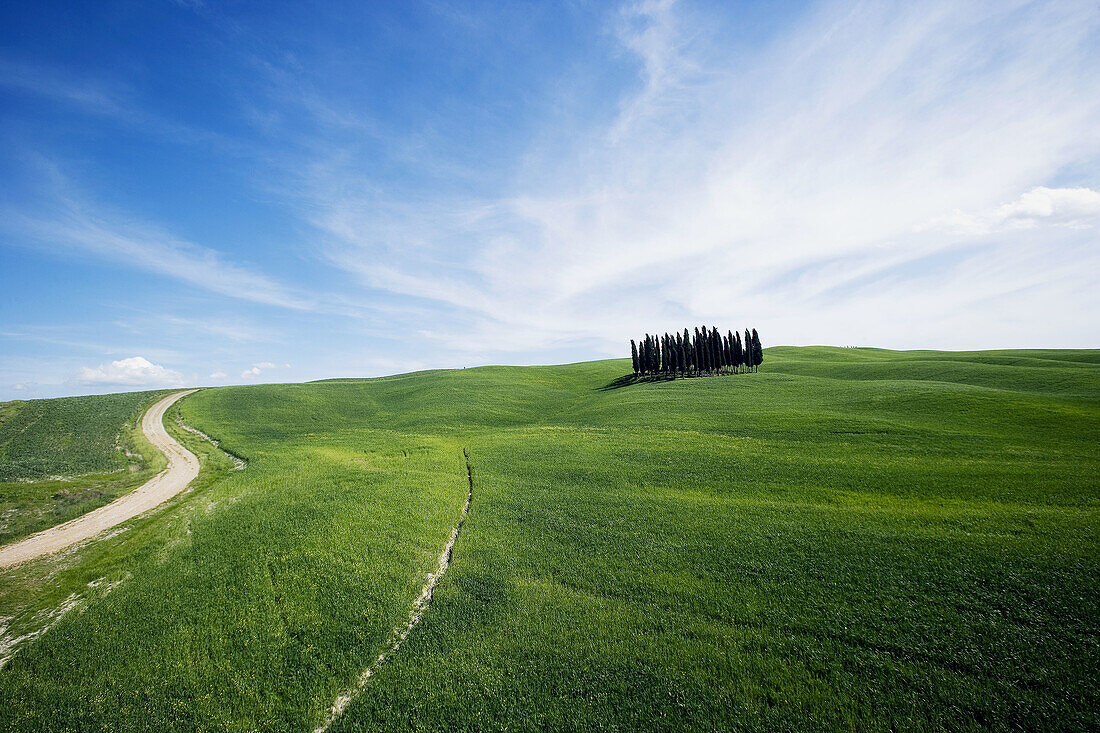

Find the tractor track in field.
[
  {"left": 0, "top": 389, "right": 201, "bottom": 569},
  {"left": 314, "top": 448, "right": 474, "bottom": 733}
]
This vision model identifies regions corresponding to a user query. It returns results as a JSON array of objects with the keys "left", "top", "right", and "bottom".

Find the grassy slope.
[
  {"left": 1, "top": 348, "right": 1097, "bottom": 731},
  {"left": 0, "top": 391, "right": 171, "bottom": 544}
]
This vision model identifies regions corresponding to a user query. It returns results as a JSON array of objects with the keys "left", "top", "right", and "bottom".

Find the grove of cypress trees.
[{"left": 629, "top": 326, "right": 762, "bottom": 380}]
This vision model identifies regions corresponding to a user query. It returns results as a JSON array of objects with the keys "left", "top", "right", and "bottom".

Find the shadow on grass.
[
  {"left": 598, "top": 373, "right": 678, "bottom": 391},
  {"left": 599, "top": 370, "right": 758, "bottom": 390}
]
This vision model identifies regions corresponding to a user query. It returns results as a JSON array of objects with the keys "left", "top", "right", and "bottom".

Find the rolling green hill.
[
  {"left": 0, "top": 348, "right": 1097, "bottom": 731},
  {"left": 0, "top": 391, "right": 171, "bottom": 544}
]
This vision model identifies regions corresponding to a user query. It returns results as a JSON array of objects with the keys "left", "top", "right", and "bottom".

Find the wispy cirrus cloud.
[
  {"left": 0, "top": 58, "right": 237, "bottom": 151},
  {"left": 24, "top": 209, "right": 311, "bottom": 310},
  {"left": 288, "top": 0, "right": 1100, "bottom": 352},
  {"left": 0, "top": 160, "right": 312, "bottom": 311}
]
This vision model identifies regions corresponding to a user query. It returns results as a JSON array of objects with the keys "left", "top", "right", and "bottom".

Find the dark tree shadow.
[{"left": 598, "top": 373, "right": 678, "bottom": 391}]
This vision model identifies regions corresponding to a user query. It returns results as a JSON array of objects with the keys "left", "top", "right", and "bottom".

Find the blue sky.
[{"left": 2, "top": 0, "right": 1099, "bottom": 399}]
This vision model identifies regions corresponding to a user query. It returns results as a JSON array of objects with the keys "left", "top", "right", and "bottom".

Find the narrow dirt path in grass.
[
  {"left": 313, "top": 448, "right": 475, "bottom": 733},
  {"left": 0, "top": 390, "right": 200, "bottom": 568}
]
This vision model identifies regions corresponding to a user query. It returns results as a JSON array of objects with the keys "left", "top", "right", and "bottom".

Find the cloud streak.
[
  {"left": 294, "top": 0, "right": 1100, "bottom": 351},
  {"left": 0, "top": 164, "right": 313, "bottom": 312}
]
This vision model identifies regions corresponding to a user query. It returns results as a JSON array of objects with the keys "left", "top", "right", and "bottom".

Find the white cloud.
[
  {"left": 240, "top": 361, "right": 288, "bottom": 379},
  {"left": 300, "top": 0, "right": 1100, "bottom": 351},
  {"left": 208, "top": 371, "right": 227, "bottom": 379},
  {"left": 13, "top": 384, "right": 26, "bottom": 391},
  {"left": 926, "top": 186, "right": 1100, "bottom": 235},
  {"left": 76, "top": 356, "right": 186, "bottom": 387}
]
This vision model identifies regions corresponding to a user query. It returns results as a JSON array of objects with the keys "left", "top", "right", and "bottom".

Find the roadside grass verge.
[
  {"left": 0, "top": 389, "right": 470, "bottom": 731},
  {"left": 0, "top": 397, "right": 237, "bottom": 669},
  {"left": 0, "top": 391, "right": 172, "bottom": 544}
]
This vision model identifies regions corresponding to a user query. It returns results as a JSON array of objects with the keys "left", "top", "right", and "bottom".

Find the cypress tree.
[
  {"left": 682, "top": 329, "right": 691, "bottom": 373},
  {"left": 708, "top": 325, "right": 717, "bottom": 372},
  {"left": 752, "top": 328, "right": 763, "bottom": 372},
  {"left": 703, "top": 326, "right": 712, "bottom": 373},
  {"left": 631, "top": 339, "right": 638, "bottom": 375},
  {"left": 698, "top": 326, "right": 707, "bottom": 373},
  {"left": 744, "top": 329, "right": 752, "bottom": 372},
  {"left": 708, "top": 323, "right": 717, "bottom": 372},
  {"left": 731, "top": 331, "right": 741, "bottom": 374},
  {"left": 711, "top": 326, "right": 722, "bottom": 373},
  {"left": 709, "top": 326, "right": 718, "bottom": 373},
  {"left": 694, "top": 328, "right": 702, "bottom": 374}
]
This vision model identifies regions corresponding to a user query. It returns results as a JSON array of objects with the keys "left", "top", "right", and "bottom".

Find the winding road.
[{"left": 0, "top": 389, "right": 200, "bottom": 569}]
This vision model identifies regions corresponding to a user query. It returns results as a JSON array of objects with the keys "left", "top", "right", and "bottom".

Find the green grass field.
[
  {"left": 0, "top": 390, "right": 171, "bottom": 544},
  {"left": 0, "top": 347, "right": 1097, "bottom": 730}
]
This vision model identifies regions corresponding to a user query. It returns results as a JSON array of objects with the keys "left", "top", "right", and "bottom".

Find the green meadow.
[
  {"left": 0, "top": 347, "right": 1097, "bottom": 730},
  {"left": 0, "top": 390, "right": 170, "bottom": 544}
]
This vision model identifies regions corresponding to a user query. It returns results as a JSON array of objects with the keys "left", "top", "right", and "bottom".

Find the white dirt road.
[{"left": 0, "top": 389, "right": 200, "bottom": 569}]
